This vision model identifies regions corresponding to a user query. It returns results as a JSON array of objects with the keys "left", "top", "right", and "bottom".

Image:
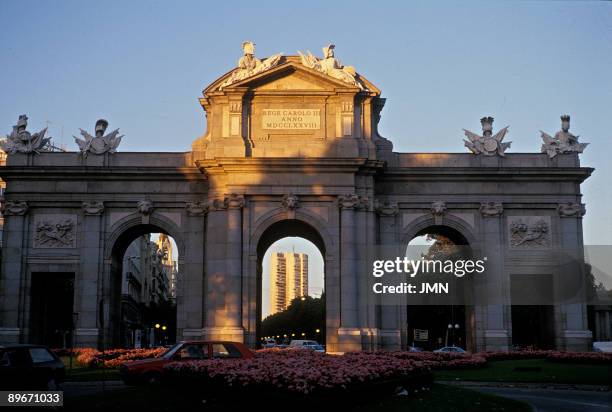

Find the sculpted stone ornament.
[
  {"left": 281, "top": 194, "right": 299, "bottom": 211},
  {"left": 558, "top": 202, "right": 586, "bottom": 218},
  {"left": 226, "top": 193, "right": 245, "bottom": 209},
  {"left": 480, "top": 202, "right": 504, "bottom": 217},
  {"left": 298, "top": 44, "right": 365, "bottom": 89},
  {"left": 375, "top": 199, "right": 399, "bottom": 216},
  {"left": 137, "top": 200, "right": 154, "bottom": 216},
  {"left": 1, "top": 115, "right": 51, "bottom": 154},
  {"left": 34, "top": 217, "right": 76, "bottom": 248},
  {"left": 509, "top": 218, "right": 550, "bottom": 248},
  {"left": 82, "top": 201, "right": 105, "bottom": 216},
  {"left": 431, "top": 201, "right": 447, "bottom": 216},
  {"left": 541, "top": 115, "right": 588, "bottom": 158},
  {"left": 74, "top": 119, "right": 123, "bottom": 158},
  {"left": 338, "top": 194, "right": 360, "bottom": 209},
  {"left": 1, "top": 200, "right": 28, "bottom": 216},
  {"left": 464, "top": 117, "right": 511, "bottom": 157},
  {"left": 218, "top": 41, "right": 282, "bottom": 89},
  {"left": 186, "top": 201, "right": 208, "bottom": 216}
]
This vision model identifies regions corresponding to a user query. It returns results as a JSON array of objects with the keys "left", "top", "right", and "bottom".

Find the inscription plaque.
[{"left": 262, "top": 108, "right": 321, "bottom": 130}]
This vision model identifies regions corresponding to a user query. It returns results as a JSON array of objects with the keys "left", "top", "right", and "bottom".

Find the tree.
[{"left": 261, "top": 294, "right": 324, "bottom": 344}]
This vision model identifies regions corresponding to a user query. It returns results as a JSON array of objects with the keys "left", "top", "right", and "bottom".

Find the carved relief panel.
[
  {"left": 507, "top": 216, "right": 551, "bottom": 249},
  {"left": 33, "top": 214, "right": 77, "bottom": 248}
]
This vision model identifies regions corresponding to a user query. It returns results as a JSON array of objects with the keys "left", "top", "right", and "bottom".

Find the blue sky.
[{"left": 1, "top": 1, "right": 611, "bottom": 292}]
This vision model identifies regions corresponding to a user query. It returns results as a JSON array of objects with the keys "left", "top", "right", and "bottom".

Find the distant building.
[
  {"left": 121, "top": 234, "right": 177, "bottom": 347},
  {"left": 269, "top": 252, "right": 308, "bottom": 315},
  {"left": 155, "top": 233, "right": 178, "bottom": 300},
  {"left": 0, "top": 149, "right": 5, "bottom": 250}
]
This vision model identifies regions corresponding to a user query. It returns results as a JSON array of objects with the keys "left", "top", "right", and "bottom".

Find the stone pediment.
[
  {"left": 195, "top": 52, "right": 388, "bottom": 161},
  {"left": 204, "top": 57, "right": 376, "bottom": 95}
]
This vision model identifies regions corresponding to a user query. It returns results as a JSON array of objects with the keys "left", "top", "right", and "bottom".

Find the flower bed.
[
  {"left": 164, "top": 349, "right": 432, "bottom": 400},
  {"left": 52, "top": 347, "right": 166, "bottom": 368},
  {"left": 545, "top": 351, "right": 612, "bottom": 364}
]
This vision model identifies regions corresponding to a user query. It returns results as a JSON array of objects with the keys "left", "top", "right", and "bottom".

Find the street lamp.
[{"left": 69, "top": 312, "right": 79, "bottom": 370}]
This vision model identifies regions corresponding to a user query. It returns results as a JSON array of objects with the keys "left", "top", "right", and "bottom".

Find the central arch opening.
[
  {"left": 405, "top": 225, "right": 474, "bottom": 351},
  {"left": 109, "top": 224, "right": 180, "bottom": 348},
  {"left": 256, "top": 219, "right": 326, "bottom": 349}
]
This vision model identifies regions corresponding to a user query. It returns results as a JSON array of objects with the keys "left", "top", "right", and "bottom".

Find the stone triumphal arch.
[{"left": 0, "top": 43, "right": 593, "bottom": 352}]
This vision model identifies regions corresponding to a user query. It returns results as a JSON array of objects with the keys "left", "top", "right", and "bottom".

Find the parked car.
[
  {"left": 289, "top": 340, "right": 325, "bottom": 352},
  {"left": 119, "top": 341, "right": 253, "bottom": 385},
  {"left": 434, "top": 346, "right": 466, "bottom": 353},
  {"left": 0, "top": 344, "right": 65, "bottom": 390},
  {"left": 593, "top": 341, "right": 612, "bottom": 353},
  {"left": 263, "top": 338, "right": 276, "bottom": 348}
]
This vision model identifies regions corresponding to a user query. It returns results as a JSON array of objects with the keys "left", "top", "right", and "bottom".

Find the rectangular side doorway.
[{"left": 30, "top": 272, "right": 75, "bottom": 348}]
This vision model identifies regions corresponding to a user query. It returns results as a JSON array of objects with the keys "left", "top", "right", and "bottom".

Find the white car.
[
  {"left": 434, "top": 346, "right": 466, "bottom": 353},
  {"left": 289, "top": 340, "right": 325, "bottom": 352},
  {"left": 593, "top": 341, "right": 612, "bottom": 353},
  {"left": 263, "top": 338, "right": 276, "bottom": 348}
]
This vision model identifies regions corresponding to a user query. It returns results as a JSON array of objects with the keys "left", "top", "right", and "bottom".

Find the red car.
[{"left": 119, "top": 341, "right": 253, "bottom": 385}]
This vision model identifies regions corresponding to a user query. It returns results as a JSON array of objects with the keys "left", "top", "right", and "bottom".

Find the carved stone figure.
[
  {"left": 298, "top": 44, "right": 365, "bottom": 89},
  {"left": 186, "top": 201, "right": 208, "bottom": 216},
  {"left": 218, "top": 42, "right": 282, "bottom": 89},
  {"left": 480, "top": 202, "right": 503, "bottom": 217},
  {"left": 1, "top": 115, "right": 51, "bottom": 154},
  {"left": 338, "top": 194, "right": 361, "bottom": 209},
  {"left": 431, "top": 200, "right": 447, "bottom": 216},
  {"left": 558, "top": 202, "right": 586, "bottom": 218},
  {"left": 34, "top": 216, "right": 76, "bottom": 248},
  {"left": 375, "top": 199, "right": 399, "bottom": 216},
  {"left": 541, "top": 115, "right": 588, "bottom": 158},
  {"left": 82, "top": 201, "right": 105, "bottom": 216},
  {"left": 281, "top": 194, "right": 299, "bottom": 211},
  {"left": 74, "top": 119, "right": 123, "bottom": 157},
  {"left": 137, "top": 200, "right": 154, "bottom": 216},
  {"left": 226, "top": 193, "right": 245, "bottom": 209},
  {"left": 1, "top": 200, "right": 28, "bottom": 216},
  {"left": 464, "top": 117, "right": 511, "bottom": 157},
  {"left": 509, "top": 217, "right": 550, "bottom": 248}
]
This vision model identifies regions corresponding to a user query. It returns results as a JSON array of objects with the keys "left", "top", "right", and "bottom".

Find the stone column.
[
  {"left": 203, "top": 198, "right": 227, "bottom": 340},
  {"left": 337, "top": 194, "right": 361, "bottom": 351},
  {"left": 224, "top": 194, "right": 245, "bottom": 341},
  {"left": 203, "top": 195, "right": 244, "bottom": 342},
  {"left": 75, "top": 201, "right": 105, "bottom": 347},
  {"left": 0, "top": 201, "right": 29, "bottom": 344},
  {"left": 376, "top": 201, "right": 402, "bottom": 350},
  {"left": 179, "top": 201, "right": 207, "bottom": 341},
  {"left": 556, "top": 203, "right": 591, "bottom": 351},
  {"left": 479, "top": 202, "right": 511, "bottom": 351}
]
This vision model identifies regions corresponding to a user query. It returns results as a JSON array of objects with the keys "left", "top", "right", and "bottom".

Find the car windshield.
[{"left": 160, "top": 343, "right": 182, "bottom": 359}]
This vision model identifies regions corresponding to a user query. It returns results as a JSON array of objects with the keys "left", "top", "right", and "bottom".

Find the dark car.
[
  {"left": 0, "top": 344, "right": 65, "bottom": 390},
  {"left": 119, "top": 341, "right": 254, "bottom": 385}
]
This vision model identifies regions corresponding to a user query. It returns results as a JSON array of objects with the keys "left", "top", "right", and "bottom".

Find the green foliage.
[{"left": 261, "top": 294, "right": 324, "bottom": 343}]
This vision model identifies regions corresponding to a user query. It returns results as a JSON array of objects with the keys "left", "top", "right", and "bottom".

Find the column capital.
[
  {"left": 225, "top": 193, "right": 245, "bottom": 209},
  {"left": 558, "top": 202, "right": 586, "bottom": 218},
  {"left": 480, "top": 201, "right": 503, "bottom": 217},
  {"left": 185, "top": 201, "right": 208, "bottom": 216},
  {"left": 82, "top": 201, "right": 105, "bottom": 216},
  {"left": 338, "top": 194, "right": 360, "bottom": 210},
  {"left": 1, "top": 200, "right": 28, "bottom": 216},
  {"left": 375, "top": 199, "right": 398, "bottom": 216}
]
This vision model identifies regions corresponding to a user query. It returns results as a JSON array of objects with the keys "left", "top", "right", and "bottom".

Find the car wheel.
[
  {"left": 144, "top": 372, "right": 162, "bottom": 386},
  {"left": 46, "top": 378, "right": 58, "bottom": 391}
]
